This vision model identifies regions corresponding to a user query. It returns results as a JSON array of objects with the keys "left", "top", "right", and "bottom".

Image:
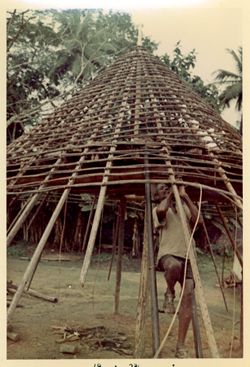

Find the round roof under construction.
[{"left": 7, "top": 46, "right": 242, "bottom": 205}]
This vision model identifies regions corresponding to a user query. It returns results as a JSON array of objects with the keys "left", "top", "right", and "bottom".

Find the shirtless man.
[{"left": 153, "top": 183, "right": 202, "bottom": 358}]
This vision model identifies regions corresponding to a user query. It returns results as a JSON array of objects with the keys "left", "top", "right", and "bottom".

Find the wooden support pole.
[
  {"left": 236, "top": 212, "right": 242, "bottom": 228},
  {"left": 81, "top": 197, "right": 96, "bottom": 252},
  {"left": 80, "top": 186, "right": 107, "bottom": 286},
  {"left": 134, "top": 207, "right": 149, "bottom": 358},
  {"left": 7, "top": 157, "right": 63, "bottom": 246},
  {"left": 148, "top": 93, "right": 219, "bottom": 357},
  {"left": 7, "top": 127, "right": 99, "bottom": 247},
  {"left": 240, "top": 276, "right": 243, "bottom": 349},
  {"left": 7, "top": 192, "right": 41, "bottom": 246},
  {"left": 191, "top": 293, "right": 203, "bottom": 358},
  {"left": 172, "top": 184, "right": 220, "bottom": 358},
  {"left": 7, "top": 145, "right": 89, "bottom": 307},
  {"left": 7, "top": 189, "right": 70, "bottom": 321},
  {"left": 209, "top": 152, "right": 242, "bottom": 210},
  {"left": 80, "top": 91, "right": 130, "bottom": 286},
  {"left": 221, "top": 241, "right": 226, "bottom": 284},
  {"left": 114, "top": 198, "right": 126, "bottom": 314},
  {"left": 202, "top": 219, "right": 229, "bottom": 312},
  {"left": 108, "top": 210, "right": 120, "bottom": 280},
  {"left": 217, "top": 206, "right": 243, "bottom": 351},
  {"left": 145, "top": 153, "right": 160, "bottom": 355},
  {"left": 26, "top": 193, "right": 49, "bottom": 231}
]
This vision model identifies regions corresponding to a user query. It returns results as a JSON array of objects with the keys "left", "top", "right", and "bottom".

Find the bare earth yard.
[{"left": 7, "top": 251, "right": 242, "bottom": 360}]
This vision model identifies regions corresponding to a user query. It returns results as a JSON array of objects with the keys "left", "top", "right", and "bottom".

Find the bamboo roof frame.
[
  {"left": 7, "top": 47, "right": 242, "bottom": 202},
  {"left": 7, "top": 46, "right": 242, "bottom": 358}
]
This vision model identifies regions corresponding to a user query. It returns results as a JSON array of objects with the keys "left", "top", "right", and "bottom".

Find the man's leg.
[
  {"left": 176, "top": 278, "right": 194, "bottom": 357},
  {"left": 160, "top": 256, "right": 182, "bottom": 313},
  {"left": 161, "top": 255, "right": 182, "bottom": 293}
]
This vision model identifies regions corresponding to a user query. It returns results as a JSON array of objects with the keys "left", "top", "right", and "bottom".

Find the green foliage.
[
  {"left": 163, "top": 41, "right": 196, "bottom": 80},
  {"left": 7, "top": 11, "right": 223, "bottom": 141},
  {"left": 7, "top": 9, "right": 61, "bottom": 136},
  {"left": 79, "top": 193, "right": 96, "bottom": 212},
  {"left": 7, "top": 241, "right": 29, "bottom": 257},
  {"left": 191, "top": 75, "right": 221, "bottom": 111},
  {"left": 7, "top": 9, "right": 157, "bottom": 141},
  {"left": 214, "top": 47, "right": 242, "bottom": 111},
  {"left": 160, "top": 42, "right": 221, "bottom": 111},
  {"left": 214, "top": 47, "right": 242, "bottom": 133},
  {"left": 141, "top": 36, "right": 158, "bottom": 53}
]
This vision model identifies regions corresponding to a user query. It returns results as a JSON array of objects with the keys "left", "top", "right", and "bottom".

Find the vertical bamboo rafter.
[
  {"left": 134, "top": 206, "right": 149, "bottom": 358},
  {"left": 7, "top": 156, "right": 63, "bottom": 246},
  {"left": 7, "top": 114, "right": 77, "bottom": 213},
  {"left": 149, "top": 90, "right": 220, "bottom": 358},
  {"left": 134, "top": 60, "right": 160, "bottom": 354},
  {"left": 145, "top": 153, "right": 160, "bottom": 354},
  {"left": 7, "top": 119, "right": 100, "bottom": 246},
  {"left": 80, "top": 87, "right": 132, "bottom": 286},
  {"left": 114, "top": 198, "right": 126, "bottom": 314}
]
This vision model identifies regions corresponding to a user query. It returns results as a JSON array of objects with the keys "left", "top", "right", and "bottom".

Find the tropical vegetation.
[
  {"left": 214, "top": 47, "right": 242, "bottom": 134},
  {"left": 7, "top": 9, "right": 232, "bottom": 143}
]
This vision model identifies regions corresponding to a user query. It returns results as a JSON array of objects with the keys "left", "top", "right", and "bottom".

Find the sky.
[
  {"left": 130, "top": 7, "right": 242, "bottom": 125},
  {"left": 3, "top": 0, "right": 246, "bottom": 127}
]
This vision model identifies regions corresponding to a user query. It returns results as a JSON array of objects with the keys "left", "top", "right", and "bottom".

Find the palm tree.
[{"left": 214, "top": 47, "right": 242, "bottom": 134}]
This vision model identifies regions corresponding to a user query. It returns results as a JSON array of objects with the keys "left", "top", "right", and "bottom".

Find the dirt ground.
[{"left": 6, "top": 249, "right": 243, "bottom": 360}]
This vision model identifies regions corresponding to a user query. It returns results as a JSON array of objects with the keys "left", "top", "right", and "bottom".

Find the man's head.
[{"left": 156, "top": 183, "right": 170, "bottom": 201}]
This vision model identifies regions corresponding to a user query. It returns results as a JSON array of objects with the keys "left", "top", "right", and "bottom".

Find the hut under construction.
[{"left": 7, "top": 46, "right": 242, "bottom": 358}]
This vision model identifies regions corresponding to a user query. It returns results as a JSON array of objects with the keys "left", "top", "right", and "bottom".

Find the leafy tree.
[
  {"left": 7, "top": 12, "right": 221, "bottom": 143},
  {"left": 50, "top": 10, "right": 158, "bottom": 85},
  {"left": 160, "top": 42, "right": 221, "bottom": 111},
  {"left": 7, "top": 9, "right": 157, "bottom": 143},
  {"left": 50, "top": 10, "right": 135, "bottom": 85},
  {"left": 7, "top": 9, "right": 61, "bottom": 142},
  {"left": 214, "top": 47, "right": 242, "bottom": 133}
]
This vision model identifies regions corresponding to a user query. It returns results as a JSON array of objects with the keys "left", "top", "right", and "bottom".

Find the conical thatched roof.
[{"left": 7, "top": 46, "right": 242, "bottom": 205}]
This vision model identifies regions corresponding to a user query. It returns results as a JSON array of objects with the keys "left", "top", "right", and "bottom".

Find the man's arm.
[
  {"left": 156, "top": 191, "right": 173, "bottom": 222},
  {"left": 179, "top": 186, "right": 203, "bottom": 225}
]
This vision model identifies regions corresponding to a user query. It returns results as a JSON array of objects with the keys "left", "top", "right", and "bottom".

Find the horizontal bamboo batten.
[{"left": 7, "top": 45, "right": 242, "bottom": 234}]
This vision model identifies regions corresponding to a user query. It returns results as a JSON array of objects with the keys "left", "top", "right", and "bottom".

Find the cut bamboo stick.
[
  {"left": 7, "top": 332, "right": 20, "bottom": 342},
  {"left": 134, "top": 206, "right": 149, "bottom": 358},
  {"left": 7, "top": 189, "right": 70, "bottom": 321},
  {"left": 7, "top": 281, "right": 58, "bottom": 303},
  {"left": 59, "top": 344, "right": 79, "bottom": 354}
]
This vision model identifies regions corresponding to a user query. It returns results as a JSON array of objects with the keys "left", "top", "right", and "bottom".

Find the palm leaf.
[
  {"left": 214, "top": 69, "right": 240, "bottom": 82},
  {"left": 226, "top": 47, "right": 242, "bottom": 75},
  {"left": 214, "top": 47, "right": 242, "bottom": 116},
  {"left": 219, "top": 81, "right": 242, "bottom": 110}
]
